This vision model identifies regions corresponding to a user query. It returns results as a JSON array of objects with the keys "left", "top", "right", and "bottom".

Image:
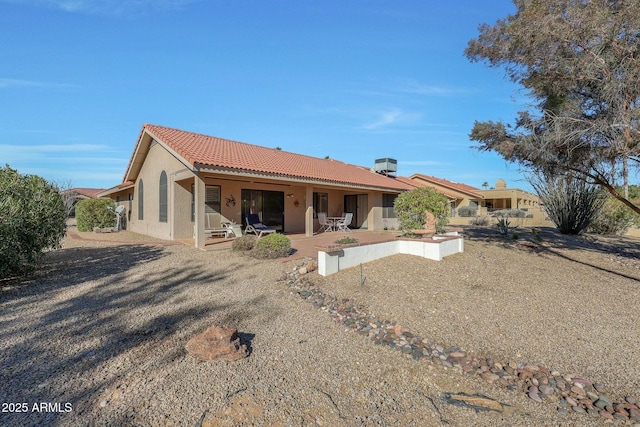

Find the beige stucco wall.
[
  {"left": 129, "top": 141, "right": 191, "bottom": 240},
  {"left": 205, "top": 177, "right": 308, "bottom": 233},
  {"left": 478, "top": 188, "right": 540, "bottom": 209}
]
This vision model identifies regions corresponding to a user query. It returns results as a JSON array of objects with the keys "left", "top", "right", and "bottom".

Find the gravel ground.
[{"left": 0, "top": 227, "right": 638, "bottom": 426}]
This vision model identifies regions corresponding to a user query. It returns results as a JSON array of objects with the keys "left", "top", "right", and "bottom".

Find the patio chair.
[
  {"left": 317, "top": 212, "right": 333, "bottom": 233},
  {"left": 245, "top": 213, "right": 277, "bottom": 238},
  {"left": 335, "top": 212, "right": 353, "bottom": 232},
  {"left": 205, "top": 213, "right": 230, "bottom": 238}
]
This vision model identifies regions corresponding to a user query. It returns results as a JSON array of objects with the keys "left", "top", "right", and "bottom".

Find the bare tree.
[{"left": 55, "top": 180, "right": 77, "bottom": 217}]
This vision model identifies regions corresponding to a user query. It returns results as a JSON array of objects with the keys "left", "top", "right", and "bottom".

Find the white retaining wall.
[{"left": 318, "top": 236, "right": 464, "bottom": 276}]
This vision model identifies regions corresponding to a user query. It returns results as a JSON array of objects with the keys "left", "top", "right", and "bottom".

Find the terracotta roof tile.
[
  {"left": 66, "top": 188, "right": 105, "bottom": 198},
  {"left": 409, "top": 174, "right": 483, "bottom": 199},
  {"left": 140, "top": 124, "right": 413, "bottom": 191}
]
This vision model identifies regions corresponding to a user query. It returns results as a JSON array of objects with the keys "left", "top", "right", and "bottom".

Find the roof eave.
[
  {"left": 196, "top": 164, "right": 410, "bottom": 193},
  {"left": 97, "top": 182, "right": 134, "bottom": 198}
]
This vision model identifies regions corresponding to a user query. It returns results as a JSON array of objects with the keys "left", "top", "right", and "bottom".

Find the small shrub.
[
  {"left": 457, "top": 205, "right": 477, "bottom": 217},
  {"left": 252, "top": 233, "right": 291, "bottom": 259},
  {"left": 76, "top": 198, "right": 115, "bottom": 231},
  {"left": 232, "top": 235, "right": 257, "bottom": 251},
  {"left": 469, "top": 215, "right": 491, "bottom": 226},
  {"left": 588, "top": 197, "right": 639, "bottom": 235},
  {"left": 334, "top": 237, "right": 358, "bottom": 245},
  {"left": 496, "top": 217, "right": 517, "bottom": 235},
  {"left": 512, "top": 233, "right": 519, "bottom": 240},
  {"left": 532, "top": 228, "right": 542, "bottom": 242},
  {"left": 492, "top": 208, "right": 526, "bottom": 218}
]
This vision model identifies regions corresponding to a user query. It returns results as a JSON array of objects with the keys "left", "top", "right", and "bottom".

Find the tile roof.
[
  {"left": 409, "top": 174, "right": 484, "bottom": 199},
  {"left": 133, "top": 124, "right": 413, "bottom": 191},
  {"left": 65, "top": 188, "right": 105, "bottom": 198}
]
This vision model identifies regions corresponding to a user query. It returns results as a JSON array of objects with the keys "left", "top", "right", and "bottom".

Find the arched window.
[
  {"left": 159, "top": 171, "right": 167, "bottom": 223},
  {"left": 138, "top": 179, "right": 144, "bottom": 220}
]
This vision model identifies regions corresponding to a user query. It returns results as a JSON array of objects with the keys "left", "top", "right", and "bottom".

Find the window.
[
  {"left": 159, "top": 171, "right": 168, "bottom": 223},
  {"left": 313, "top": 192, "right": 328, "bottom": 218},
  {"left": 191, "top": 184, "right": 221, "bottom": 221},
  {"left": 382, "top": 193, "right": 397, "bottom": 218},
  {"left": 138, "top": 179, "right": 144, "bottom": 220},
  {"left": 205, "top": 185, "right": 221, "bottom": 213}
]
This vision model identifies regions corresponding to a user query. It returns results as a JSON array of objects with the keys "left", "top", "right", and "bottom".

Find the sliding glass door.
[
  {"left": 241, "top": 189, "right": 285, "bottom": 232},
  {"left": 344, "top": 194, "right": 368, "bottom": 229}
]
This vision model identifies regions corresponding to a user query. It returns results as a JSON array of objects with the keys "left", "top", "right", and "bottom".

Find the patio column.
[
  {"left": 305, "top": 186, "right": 314, "bottom": 236},
  {"left": 194, "top": 174, "right": 206, "bottom": 248}
]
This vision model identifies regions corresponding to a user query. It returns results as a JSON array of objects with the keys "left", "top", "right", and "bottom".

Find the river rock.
[{"left": 539, "top": 385, "right": 555, "bottom": 395}]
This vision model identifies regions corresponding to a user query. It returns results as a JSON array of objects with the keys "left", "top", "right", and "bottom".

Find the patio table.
[{"left": 327, "top": 216, "right": 344, "bottom": 232}]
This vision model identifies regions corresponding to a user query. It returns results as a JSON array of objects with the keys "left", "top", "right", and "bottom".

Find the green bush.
[
  {"left": 394, "top": 187, "right": 450, "bottom": 234},
  {"left": 588, "top": 197, "right": 639, "bottom": 235},
  {"left": 0, "top": 165, "right": 67, "bottom": 278},
  {"left": 232, "top": 234, "right": 258, "bottom": 251},
  {"left": 457, "top": 205, "right": 477, "bottom": 217},
  {"left": 252, "top": 233, "right": 291, "bottom": 259},
  {"left": 75, "top": 198, "right": 116, "bottom": 231}
]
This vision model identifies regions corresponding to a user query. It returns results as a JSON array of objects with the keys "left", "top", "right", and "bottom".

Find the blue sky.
[{"left": 1, "top": 0, "right": 533, "bottom": 192}]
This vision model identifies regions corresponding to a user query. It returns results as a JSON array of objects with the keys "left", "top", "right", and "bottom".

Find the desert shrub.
[
  {"left": 252, "top": 233, "right": 291, "bottom": 259},
  {"left": 588, "top": 197, "right": 639, "bottom": 235},
  {"left": 457, "top": 205, "right": 477, "bottom": 217},
  {"left": 334, "top": 237, "right": 358, "bottom": 245},
  {"left": 469, "top": 215, "right": 491, "bottom": 226},
  {"left": 530, "top": 173, "right": 605, "bottom": 234},
  {"left": 232, "top": 235, "right": 258, "bottom": 251},
  {"left": 0, "top": 165, "right": 67, "bottom": 278},
  {"left": 75, "top": 198, "right": 116, "bottom": 231},
  {"left": 394, "top": 187, "right": 450, "bottom": 234},
  {"left": 496, "top": 217, "right": 517, "bottom": 235},
  {"left": 492, "top": 209, "right": 526, "bottom": 218}
]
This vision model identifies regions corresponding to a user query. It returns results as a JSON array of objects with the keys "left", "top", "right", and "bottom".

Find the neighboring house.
[
  {"left": 63, "top": 188, "right": 105, "bottom": 217},
  {"left": 478, "top": 179, "right": 541, "bottom": 212},
  {"left": 405, "top": 174, "right": 485, "bottom": 215},
  {"left": 406, "top": 175, "right": 552, "bottom": 226},
  {"left": 98, "top": 124, "right": 414, "bottom": 247}
]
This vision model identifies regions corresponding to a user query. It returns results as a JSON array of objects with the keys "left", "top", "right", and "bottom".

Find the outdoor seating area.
[
  {"left": 317, "top": 212, "right": 353, "bottom": 233},
  {"left": 245, "top": 214, "right": 277, "bottom": 238}
]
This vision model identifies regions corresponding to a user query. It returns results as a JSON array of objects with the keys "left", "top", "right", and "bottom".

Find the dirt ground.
[{"left": 1, "top": 226, "right": 638, "bottom": 426}]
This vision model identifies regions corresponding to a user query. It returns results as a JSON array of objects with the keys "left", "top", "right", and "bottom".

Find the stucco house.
[
  {"left": 477, "top": 179, "right": 541, "bottom": 211},
  {"left": 405, "top": 175, "right": 551, "bottom": 226},
  {"left": 98, "top": 124, "right": 414, "bottom": 247}
]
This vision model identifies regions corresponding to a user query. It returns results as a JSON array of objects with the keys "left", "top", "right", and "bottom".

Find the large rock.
[{"left": 185, "top": 326, "right": 247, "bottom": 362}]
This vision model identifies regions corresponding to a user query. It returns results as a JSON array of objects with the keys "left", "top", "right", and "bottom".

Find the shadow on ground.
[
  {"left": 0, "top": 244, "right": 275, "bottom": 426},
  {"left": 462, "top": 225, "right": 640, "bottom": 282}
]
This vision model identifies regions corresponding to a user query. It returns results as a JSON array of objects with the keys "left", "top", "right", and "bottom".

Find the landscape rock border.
[{"left": 282, "top": 260, "right": 640, "bottom": 425}]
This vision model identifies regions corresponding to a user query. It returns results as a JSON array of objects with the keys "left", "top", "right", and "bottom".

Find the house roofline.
[{"left": 196, "top": 165, "right": 408, "bottom": 193}]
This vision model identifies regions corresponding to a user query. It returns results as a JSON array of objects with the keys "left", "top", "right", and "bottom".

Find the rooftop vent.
[{"left": 373, "top": 158, "right": 397, "bottom": 176}]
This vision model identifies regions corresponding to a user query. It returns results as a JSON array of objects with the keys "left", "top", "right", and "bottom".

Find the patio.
[{"left": 189, "top": 229, "right": 406, "bottom": 259}]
